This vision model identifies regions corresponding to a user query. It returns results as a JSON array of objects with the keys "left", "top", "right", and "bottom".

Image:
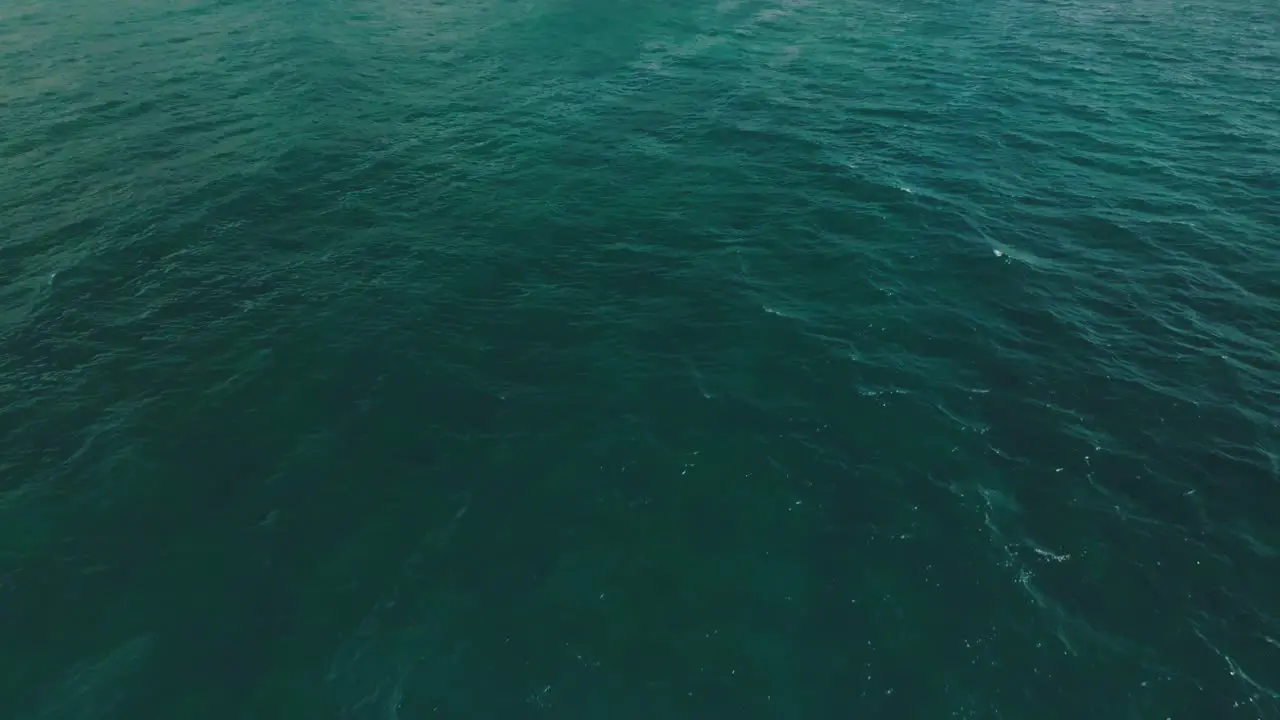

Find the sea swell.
[{"left": 2, "top": 0, "right": 1278, "bottom": 717}]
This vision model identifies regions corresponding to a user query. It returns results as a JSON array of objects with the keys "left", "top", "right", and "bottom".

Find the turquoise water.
[{"left": 2, "top": 0, "right": 1278, "bottom": 717}]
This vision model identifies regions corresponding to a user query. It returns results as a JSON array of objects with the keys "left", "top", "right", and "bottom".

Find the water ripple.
[{"left": 2, "top": 0, "right": 1278, "bottom": 717}]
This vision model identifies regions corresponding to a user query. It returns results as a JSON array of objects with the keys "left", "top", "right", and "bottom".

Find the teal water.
[{"left": 2, "top": 0, "right": 1278, "bottom": 717}]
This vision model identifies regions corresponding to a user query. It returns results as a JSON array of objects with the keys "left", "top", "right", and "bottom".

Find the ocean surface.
[{"left": 2, "top": 0, "right": 1278, "bottom": 717}]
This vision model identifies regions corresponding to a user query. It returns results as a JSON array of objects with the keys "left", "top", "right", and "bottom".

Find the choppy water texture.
[{"left": 3, "top": 0, "right": 1279, "bottom": 717}]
